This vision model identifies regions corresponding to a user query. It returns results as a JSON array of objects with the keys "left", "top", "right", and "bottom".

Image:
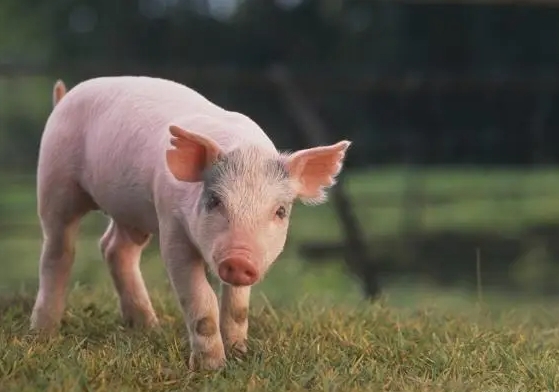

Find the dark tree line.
[{"left": 3, "top": 0, "right": 559, "bottom": 168}]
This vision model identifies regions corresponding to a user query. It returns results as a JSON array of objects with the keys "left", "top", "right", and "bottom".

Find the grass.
[
  {"left": 1, "top": 236, "right": 559, "bottom": 391},
  {"left": 2, "top": 167, "right": 559, "bottom": 390},
  {"left": 2, "top": 285, "right": 559, "bottom": 391}
]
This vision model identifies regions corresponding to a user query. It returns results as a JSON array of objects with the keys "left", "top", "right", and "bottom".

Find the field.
[
  {"left": 1, "top": 168, "right": 559, "bottom": 391},
  {"left": 2, "top": 287, "right": 559, "bottom": 391}
]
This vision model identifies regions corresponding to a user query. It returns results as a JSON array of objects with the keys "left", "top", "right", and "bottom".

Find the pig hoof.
[
  {"left": 122, "top": 313, "right": 159, "bottom": 329},
  {"left": 227, "top": 340, "right": 248, "bottom": 357},
  {"left": 29, "top": 311, "right": 61, "bottom": 335},
  {"left": 121, "top": 306, "right": 159, "bottom": 329},
  {"left": 188, "top": 352, "right": 227, "bottom": 372},
  {"left": 29, "top": 323, "right": 59, "bottom": 336},
  {"left": 29, "top": 319, "right": 60, "bottom": 336}
]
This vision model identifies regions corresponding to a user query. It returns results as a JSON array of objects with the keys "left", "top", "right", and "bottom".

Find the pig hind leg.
[
  {"left": 31, "top": 181, "right": 95, "bottom": 333},
  {"left": 99, "top": 220, "right": 158, "bottom": 327}
]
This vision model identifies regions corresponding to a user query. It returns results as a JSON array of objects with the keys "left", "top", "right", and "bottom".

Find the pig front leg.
[
  {"left": 220, "top": 285, "right": 250, "bottom": 355},
  {"left": 159, "top": 223, "right": 226, "bottom": 371}
]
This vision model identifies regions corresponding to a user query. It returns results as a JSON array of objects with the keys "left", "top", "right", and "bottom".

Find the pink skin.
[{"left": 30, "top": 76, "right": 351, "bottom": 371}]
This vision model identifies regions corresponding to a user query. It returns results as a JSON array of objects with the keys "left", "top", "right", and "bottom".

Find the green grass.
[
  {"left": 2, "top": 285, "right": 559, "bottom": 391},
  {"left": 2, "top": 168, "right": 559, "bottom": 390}
]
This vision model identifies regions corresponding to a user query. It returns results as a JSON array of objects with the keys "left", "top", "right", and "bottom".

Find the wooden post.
[{"left": 268, "top": 65, "right": 381, "bottom": 299}]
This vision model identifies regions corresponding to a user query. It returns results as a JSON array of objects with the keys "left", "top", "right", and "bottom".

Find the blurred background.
[{"left": 2, "top": 0, "right": 559, "bottom": 308}]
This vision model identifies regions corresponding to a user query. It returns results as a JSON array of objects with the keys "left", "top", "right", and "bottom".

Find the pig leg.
[
  {"left": 220, "top": 285, "right": 250, "bottom": 355},
  {"left": 99, "top": 220, "right": 158, "bottom": 328},
  {"left": 159, "top": 223, "right": 226, "bottom": 371},
  {"left": 30, "top": 183, "right": 94, "bottom": 333}
]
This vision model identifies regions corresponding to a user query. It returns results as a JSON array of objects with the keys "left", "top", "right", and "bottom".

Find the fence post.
[{"left": 268, "top": 65, "right": 381, "bottom": 299}]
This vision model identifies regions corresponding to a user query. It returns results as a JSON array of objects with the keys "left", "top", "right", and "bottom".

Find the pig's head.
[{"left": 166, "top": 125, "right": 351, "bottom": 287}]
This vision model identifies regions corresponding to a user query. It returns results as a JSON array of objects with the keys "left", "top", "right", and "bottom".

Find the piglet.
[{"left": 30, "top": 76, "right": 351, "bottom": 370}]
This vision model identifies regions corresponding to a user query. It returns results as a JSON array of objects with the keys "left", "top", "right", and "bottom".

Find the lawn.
[
  {"left": 1, "top": 168, "right": 559, "bottom": 390},
  {"left": 1, "top": 285, "right": 559, "bottom": 391}
]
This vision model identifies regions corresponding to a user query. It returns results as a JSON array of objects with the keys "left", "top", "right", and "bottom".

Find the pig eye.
[
  {"left": 275, "top": 206, "right": 287, "bottom": 219},
  {"left": 206, "top": 194, "right": 222, "bottom": 211}
]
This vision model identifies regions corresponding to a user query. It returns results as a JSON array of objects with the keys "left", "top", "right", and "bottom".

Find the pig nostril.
[{"left": 219, "top": 258, "right": 258, "bottom": 286}]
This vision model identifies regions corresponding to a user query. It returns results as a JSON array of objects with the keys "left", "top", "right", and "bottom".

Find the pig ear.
[
  {"left": 285, "top": 140, "right": 351, "bottom": 205},
  {"left": 166, "top": 125, "right": 223, "bottom": 182}
]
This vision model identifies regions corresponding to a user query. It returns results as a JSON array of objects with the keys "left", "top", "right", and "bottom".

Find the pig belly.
[
  {"left": 84, "top": 171, "right": 160, "bottom": 235},
  {"left": 79, "top": 126, "right": 164, "bottom": 235}
]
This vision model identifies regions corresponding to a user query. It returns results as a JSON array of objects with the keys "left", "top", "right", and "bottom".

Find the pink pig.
[{"left": 30, "top": 76, "right": 351, "bottom": 370}]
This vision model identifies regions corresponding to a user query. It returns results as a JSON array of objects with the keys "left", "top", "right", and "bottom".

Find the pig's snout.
[{"left": 218, "top": 258, "right": 258, "bottom": 286}]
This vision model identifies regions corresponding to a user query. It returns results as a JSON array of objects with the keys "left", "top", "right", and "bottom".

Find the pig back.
[{"left": 44, "top": 76, "right": 275, "bottom": 233}]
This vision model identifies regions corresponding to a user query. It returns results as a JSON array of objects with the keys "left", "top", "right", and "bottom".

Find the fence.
[{"left": 2, "top": 64, "right": 559, "bottom": 297}]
